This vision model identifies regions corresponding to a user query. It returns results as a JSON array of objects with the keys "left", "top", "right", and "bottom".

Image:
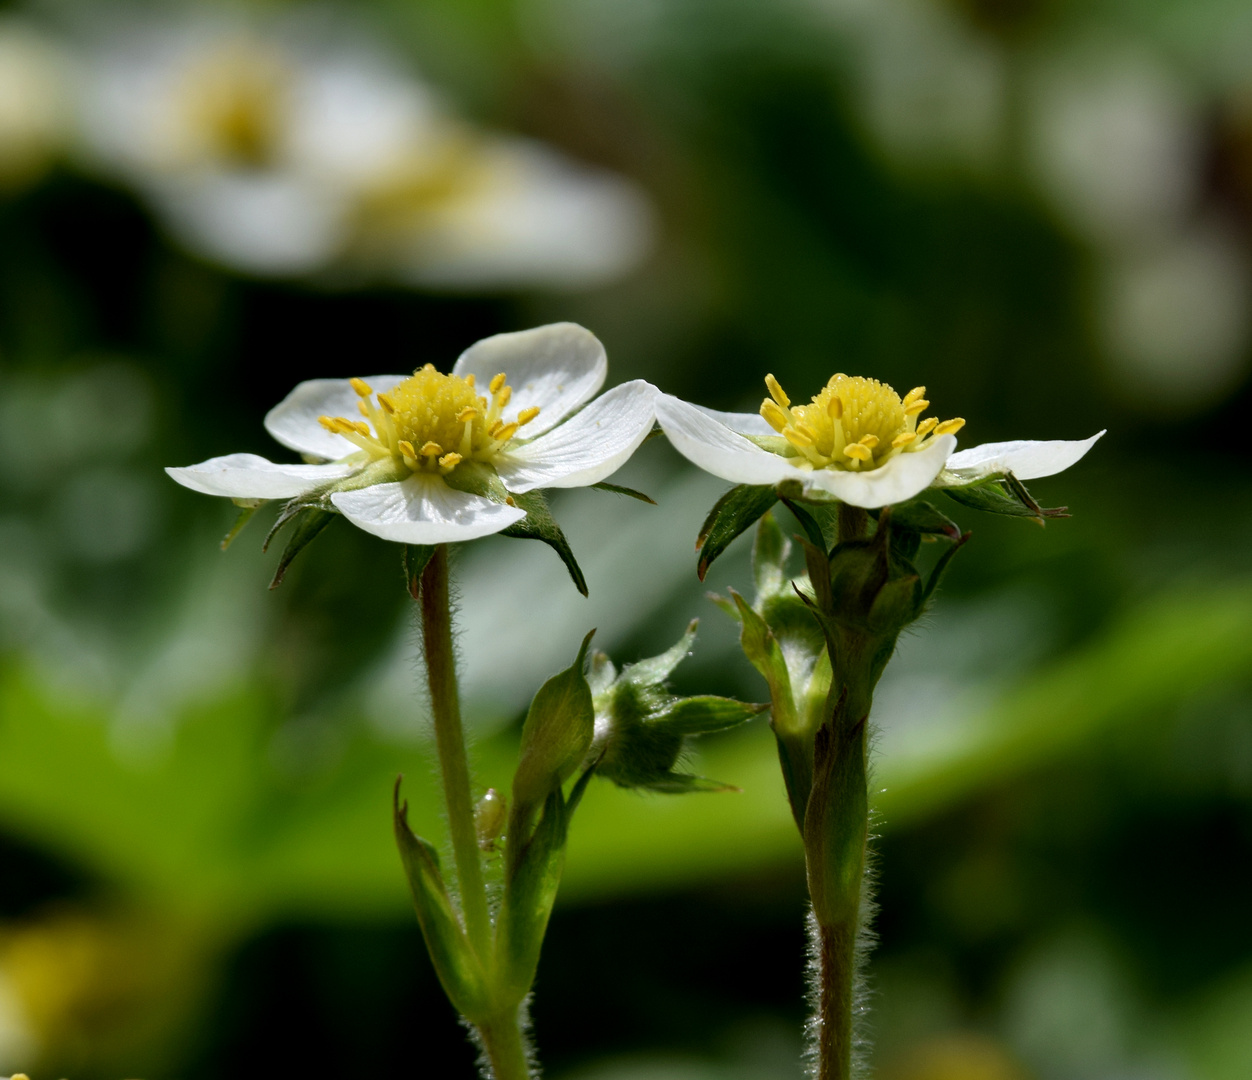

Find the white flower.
[
  {"left": 73, "top": 11, "right": 653, "bottom": 286},
  {"left": 656, "top": 372, "right": 1102, "bottom": 509},
  {"left": 167, "top": 323, "right": 658, "bottom": 545}
]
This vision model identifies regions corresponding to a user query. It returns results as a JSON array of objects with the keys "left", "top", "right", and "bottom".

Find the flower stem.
[
  {"left": 814, "top": 920, "right": 857, "bottom": 1080},
  {"left": 418, "top": 543, "right": 492, "bottom": 956},
  {"left": 478, "top": 1008, "right": 533, "bottom": 1080}
]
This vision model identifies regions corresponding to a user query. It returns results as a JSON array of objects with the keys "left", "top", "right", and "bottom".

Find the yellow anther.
[
  {"left": 784, "top": 427, "right": 814, "bottom": 449},
  {"left": 398, "top": 439, "right": 417, "bottom": 459},
  {"left": 377, "top": 392, "right": 396, "bottom": 414},
  {"left": 357, "top": 400, "right": 369, "bottom": 416},
  {"left": 764, "top": 373, "right": 790, "bottom": 408},
  {"left": 494, "top": 422, "right": 519, "bottom": 443},
  {"left": 828, "top": 394, "right": 843, "bottom": 421},
  {"left": 892, "top": 431, "right": 917, "bottom": 448},
  {"left": 422, "top": 363, "right": 436, "bottom": 373},
  {"left": 843, "top": 443, "right": 873, "bottom": 462},
  {"left": 496, "top": 385, "right": 512, "bottom": 408},
  {"left": 438, "top": 452, "right": 462, "bottom": 469},
  {"left": 859, "top": 434, "right": 879, "bottom": 449},
  {"left": 760, "top": 400, "right": 790, "bottom": 432},
  {"left": 351, "top": 420, "right": 371, "bottom": 437},
  {"left": 505, "top": 495, "right": 517, "bottom": 507},
  {"left": 915, "top": 417, "right": 938, "bottom": 438},
  {"left": 456, "top": 406, "right": 478, "bottom": 422},
  {"left": 517, "top": 405, "right": 541, "bottom": 426},
  {"left": 934, "top": 418, "right": 966, "bottom": 436},
  {"left": 420, "top": 441, "right": 443, "bottom": 457},
  {"left": 350, "top": 377, "right": 373, "bottom": 397},
  {"left": 465, "top": 373, "right": 475, "bottom": 388},
  {"left": 318, "top": 415, "right": 338, "bottom": 431},
  {"left": 903, "top": 386, "right": 926, "bottom": 406},
  {"left": 904, "top": 398, "right": 930, "bottom": 416},
  {"left": 489, "top": 372, "right": 507, "bottom": 394}
]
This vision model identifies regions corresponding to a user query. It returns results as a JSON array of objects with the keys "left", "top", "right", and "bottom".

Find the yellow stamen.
[
  {"left": 422, "top": 363, "right": 436, "bottom": 373},
  {"left": 904, "top": 398, "right": 930, "bottom": 417},
  {"left": 496, "top": 385, "right": 512, "bottom": 408},
  {"left": 439, "top": 452, "right": 462, "bottom": 470},
  {"left": 318, "top": 415, "right": 338, "bottom": 431},
  {"left": 358, "top": 400, "right": 369, "bottom": 416},
  {"left": 398, "top": 439, "right": 417, "bottom": 459},
  {"left": 377, "top": 392, "right": 396, "bottom": 414},
  {"left": 903, "top": 386, "right": 926, "bottom": 407},
  {"left": 858, "top": 434, "right": 878, "bottom": 449},
  {"left": 494, "top": 422, "right": 519, "bottom": 443},
  {"left": 517, "top": 406, "right": 541, "bottom": 426},
  {"left": 420, "top": 441, "right": 443, "bottom": 457},
  {"left": 489, "top": 372, "right": 507, "bottom": 394},
  {"left": 828, "top": 395, "right": 843, "bottom": 421},
  {"left": 934, "top": 418, "right": 965, "bottom": 436},
  {"left": 784, "top": 427, "right": 813, "bottom": 448},
  {"left": 456, "top": 406, "right": 478, "bottom": 422},
  {"left": 505, "top": 496, "right": 517, "bottom": 507},
  {"left": 892, "top": 431, "right": 916, "bottom": 448},
  {"left": 761, "top": 399, "right": 789, "bottom": 432},
  {"left": 915, "top": 417, "right": 938, "bottom": 438},
  {"left": 843, "top": 443, "right": 873, "bottom": 462},
  {"left": 465, "top": 373, "right": 475, "bottom": 388},
  {"left": 765, "top": 373, "right": 790, "bottom": 408},
  {"left": 350, "top": 377, "right": 372, "bottom": 397}
]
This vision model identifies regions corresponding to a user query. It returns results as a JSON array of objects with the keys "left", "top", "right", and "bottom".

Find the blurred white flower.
[
  {"left": 167, "top": 323, "right": 658, "bottom": 544},
  {"left": 0, "top": 19, "right": 71, "bottom": 191},
  {"left": 75, "top": 8, "right": 654, "bottom": 286},
  {"left": 657, "top": 373, "right": 1100, "bottom": 508}
]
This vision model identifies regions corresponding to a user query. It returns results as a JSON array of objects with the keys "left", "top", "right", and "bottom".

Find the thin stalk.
[
  {"left": 814, "top": 921, "right": 857, "bottom": 1080},
  {"left": 478, "top": 1008, "right": 533, "bottom": 1080},
  {"left": 419, "top": 543, "right": 492, "bottom": 956}
]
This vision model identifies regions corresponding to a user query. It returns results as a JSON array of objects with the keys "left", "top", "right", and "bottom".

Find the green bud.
[
  {"left": 474, "top": 788, "right": 507, "bottom": 851},
  {"left": 587, "top": 621, "right": 764, "bottom": 793}
]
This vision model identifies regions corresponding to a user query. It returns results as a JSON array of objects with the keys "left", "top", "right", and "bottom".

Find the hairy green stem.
[
  {"left": 815, "top": 921, "right": 857, "bottom": 1080},
  {"left": 419, "top": 544, "right": 493, "bottom": 956},
  {"left": 478, "top": 1008, "right": 533, "bottom": 1080}
]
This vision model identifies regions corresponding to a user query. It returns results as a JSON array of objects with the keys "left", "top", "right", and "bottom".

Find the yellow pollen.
[
  {"left": 350, "top": 377, "right": 373, "bottom": 397},
  {"left": 517, "top": 406, "right": 541, "bottom": 426},
  {"left": 494, "top": 422, "right": 519, "bottom": 443},
  {"left": 439, "top": 452, "right": 462, "bottom": 469},
  {"left": 496, "top": 385, "right": 512, "bottom": 408},
  {"left": 377, "top": 393, "right": 396, "bottom": 414},
  {"left": 760, "top": 400, "right": 789, "bottom": 432},
  {"left": 489, "top": 372, "right": 507, "bottom": 394},
  {"left": 318, "top": 415, "right": 338, "bottom": 431},
  {"left": 457, "top": 406, "right": 478, "bottom": 422},
  {"left": 757, "top": 373, "right": 965, "bottom": 474},
  {"left": 765, "top": 373, "right": 790, "bottom": 408},
  {"left": 419, "top": 441, "right": 443, "bottom": 457},
  {"left": 398, "top": 439, "right": 417, "bottom": 459}
]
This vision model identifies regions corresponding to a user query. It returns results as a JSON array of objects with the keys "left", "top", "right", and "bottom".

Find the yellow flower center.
[
  {"left": 318, "top": 366, "right": 539, "bottom": 476},
  {"left": 759, "top": 373, "right": 965, "bottom": 472}
]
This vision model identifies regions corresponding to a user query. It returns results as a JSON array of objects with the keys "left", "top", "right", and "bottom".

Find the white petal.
[
  {"left": 655, "top": 394, "right": 798, "bottom": 486},
  {"left": 264, "top": 374, "right": 409, "bottom": 459},
  {"left": 166, "top": 454, "right": 357, "bottom": 499},
  {"left": 452, "top": 323, "right": 606, "bottom": 435},
  {"left": 940, "top": 431, "right": 1105, "bottom": 483},
  {"left": 801, "top": 435, "right": 957, "bottom": 508},
  {"left": 494, "top": 380, "right": 658, "bottom": 493},
  {"left": 330, "top": 474, "right": 526, "bottom": 544},
  {"left": 694, "top": 404, "right": 778, "bottom": 438}
]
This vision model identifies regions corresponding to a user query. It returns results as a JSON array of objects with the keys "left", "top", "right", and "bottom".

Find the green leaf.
[
  {"left": 268, "top": 509, "right": 335, "bottom": 590},
  {"left": 880, "top": 499, "right": 962, "bottom": 541},
  {"left": 590, "top": 481, "right": 657, "bottom": 504},
  {"left": 511, "top": 631, "right": 596, "bottom": 818},
  {"left": 501, "top": 489, "right": 588, "bottom": 597},
  {"left": 730, "top": 590, "right": 798, "bottom": 735},
  {"left": 697, "top": 484, "right": 779, "bottom": 581},
  {"left": 220, "top": 503, "right": 262, "bottom": 551},
  {"left": 752, "top": 511, "right": 790, "bottom": 597},
  {"left": 392, "top": 780, "right": 491, "bottom": 1018},
  {"left": 804, "top": 715, "right": 869, "bottom": 928}
]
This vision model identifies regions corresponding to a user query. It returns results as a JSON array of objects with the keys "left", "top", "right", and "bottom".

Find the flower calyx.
[{"left": 586, "top": 620, "right": 766, "bottom": 793}]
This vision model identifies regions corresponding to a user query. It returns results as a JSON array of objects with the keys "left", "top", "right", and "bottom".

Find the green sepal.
[
  {"left": 942, "top": 473, "right": 1069, "bottom": 523},
  {"left": 403, "top": 544, "right": 436, "bottom": 600},
  {"left": 512, "top": 631, "right": 596, "bottom": 822},
  {"left": 879, "top": 498, "right": 962, "bottom": 540},
  {"left": 393, "top": 779, "right": 491, "bottom": 1018},
  {"left": 591, "top": 481, "right": 657, "bottom": 504},
  {"left": 752, "top": 510, "right": 789, "bottom": 597},
  {"left": 221, "top": 502, "right": 262, "bottom": 551},
  {"left": 501, "top": 489, "right": 588, "bottom": 597},
  {"left": 780, "top": 498, "right": 843, "bottom": 553},
  {"left": 696, "top": 484, "right": 779, "bottom": 581},
  {"left": 650, "top": 696, "right": 768, "bottom": 735},
  {"left": 921, "top": 529, "right": 971, "bottom": 608},
  {"left": 621, "top": 619, "right": 697, "bottom": 687},
  {"left": 730, "top": 590, "right": 798, "bottom": 734},
  {"left": 268, "top": 508, "right": 335, "bottom": 590}
]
